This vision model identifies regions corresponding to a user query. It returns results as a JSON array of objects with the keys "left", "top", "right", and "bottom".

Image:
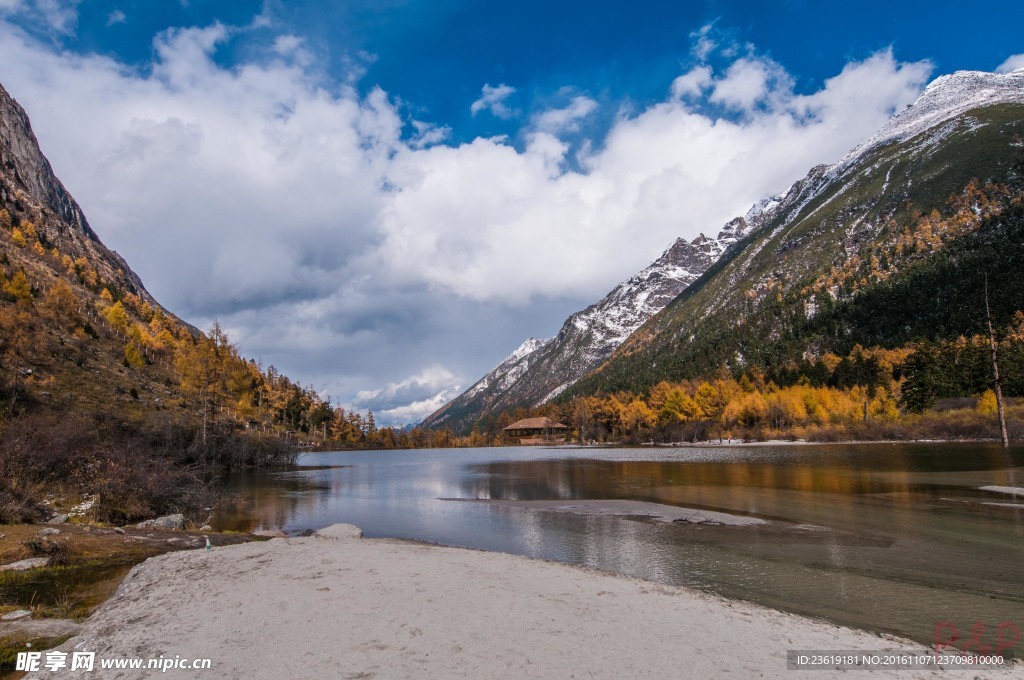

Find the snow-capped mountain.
[
  {"left": 760, "top": 70, "right": 1024, "bottom": 244},
  {"left": 839, "top": 69, "right": 1024, "bottom": 171},
  {"left": 419, "top": 218, "right": 764, "bottom": 433},
  {"left": 569, "top": 68, "right": 1024, "bottom": 397},
  {"left": 425, "top": 68, "right": 1024, "bottom": 434},
  {"left": 461, "top": 337, "right": 550, "bottom": 401}
]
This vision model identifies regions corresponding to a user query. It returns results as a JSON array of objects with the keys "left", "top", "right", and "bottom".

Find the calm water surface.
[{"left": 214, "top": 442, "right": 1024, "bottom": 653}]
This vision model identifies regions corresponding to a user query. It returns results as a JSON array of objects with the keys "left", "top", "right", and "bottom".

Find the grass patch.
[
  {"left": 0, "top": 633, "right": 74, "bottom": 675},
  {"left": 0, "top": 561, "right": 136, "bottom": 620}
]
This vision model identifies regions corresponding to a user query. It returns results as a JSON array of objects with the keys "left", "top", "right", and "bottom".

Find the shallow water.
[
  {"left": 0, "top": 562, "right": 132, "bottom": 617},
  {"left": 214, "top": 442, "right": 1024, "bottom": 655}
]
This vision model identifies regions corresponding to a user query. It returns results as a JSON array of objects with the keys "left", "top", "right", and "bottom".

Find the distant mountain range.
[{"left": 424, "top": 68, "right": 1024, "bottom": 434}]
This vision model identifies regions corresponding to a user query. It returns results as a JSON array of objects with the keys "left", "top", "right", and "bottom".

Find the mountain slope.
[
  {"left": 0, "top": 82, "right": 205, "bottom": 419},
  {"left": 0, "top": 84, "right": 164, "bottom": 313},
  {"left": 565, "top": 69, "right": 1024, "bottom": 398},
  {"left": 421, "top": 218, "right": 764, "bottom": 433}
]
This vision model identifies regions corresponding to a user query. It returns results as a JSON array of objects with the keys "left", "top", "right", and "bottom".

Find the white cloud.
[
  {"left": 710, "top": 57, "right": 793, "bottom": 111},
  {"left": 788, "top": 50, "right": 932, "bottom": 125},
  {"left": 532, "top": 95, "right": 597, "bottom": 133},
  {"left": 249, "top": 3, "right": 272, "bottom": 30},
  {"left": 373, "top": 49, "right": 931, "bottom": 304},
  {"left": 271, "top": 33, "right": 312, "bottom": 67},
  {"left": 996, "top": 53, "right": 1024, "bottom": 73},
  {"left": 0, "top": 17, "right": 933, "bottom": 423},
  {"left": 690, "top": 23, "right": 716, "bottom": 61},
  {"left": 106, "top": 9, "right": 125, "bottom": 26},
  {"left": 352, "top": 366, "right": 462, "bottom": 426},
  {"left": 272, "top": 34, "right": 302, "bottom": 55},
  {"left": 671, "top": 65, "right": 713, "bottom": 99},
  {"left": 470, "top": 83, "right": 517, "bottom": 119},
  {"left": 39, "top": 0, "right": 79, "bottom": 33},
  {"left": 0, "top": 19, "right": 399, "bottom": 317},
  {"left": 0, "top": 0, "right": 79, "bottom": 33},
  {"left": 409, "top": 119, "right": 450, "bottom": 148}
]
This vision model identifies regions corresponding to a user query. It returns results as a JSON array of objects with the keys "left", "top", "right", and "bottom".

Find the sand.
[
  {"left": 980, "top": 486, "right": 1024, "bottom": 497},
  {"left": 26, "top": 525, "right": 1009, "bottom": 679},
  {"left": 443, "top": 498, "right": 768, "bottom": 525}
]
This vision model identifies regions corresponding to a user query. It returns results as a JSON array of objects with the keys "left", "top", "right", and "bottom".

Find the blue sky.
[
  {"left": 1, "top": 0, "right": 1022, "bottom": 424},
  {"left": 46, "top": 0, "right": 1023, "bottom": 144}
]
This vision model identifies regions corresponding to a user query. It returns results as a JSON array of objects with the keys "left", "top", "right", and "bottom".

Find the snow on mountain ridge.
[
  {"left": 520, "top": 220, "right": 756, "bottom": 406},
  {"left": 738, "top": 69, "right": 1024, "bottom": 252},
  {"left": 463, "top": 336, "right": 549, "bottom": 399},
  {"left": 419, "top": 223, "right": 748, "bottom": 430},
  {"left": 835, "top": 69, "right": 1024, "bottom": 176}
]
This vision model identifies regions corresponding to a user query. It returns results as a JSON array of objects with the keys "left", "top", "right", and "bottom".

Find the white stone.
[{"left": 312, "top": 524, "right": 363, "bottom": 540}]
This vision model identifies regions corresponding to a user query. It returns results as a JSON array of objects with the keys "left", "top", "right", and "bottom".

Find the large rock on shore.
[
  {"left": 134, "top": 514, "right": 185, "bottom": 530},
  {"left": 311, "top": 523, "right": 362, "bottom": 540}
]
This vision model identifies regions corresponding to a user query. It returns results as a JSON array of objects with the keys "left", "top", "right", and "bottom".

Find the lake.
[{"left": 213, "top": 442, "right": 1024, "bottom": 655}]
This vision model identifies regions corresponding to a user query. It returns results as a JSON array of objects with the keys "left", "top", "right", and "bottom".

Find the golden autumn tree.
[
  {"left": 102, "top": 300, "right": 130, "bottom": 338},
  {"left": 175, "top": 321, "right": 249, "bottom": 447},
  {"left": 3, "top": 270, "right": 32, "bottom": 305},
  {"left": 41, "top": 279, "right": 79, "bottom": 328},
  {"left": 617, "top": 397, "right": 656, "bottom": 434},
  {"left": 658, "top": 386, "right": 703, "bottom": 424}
]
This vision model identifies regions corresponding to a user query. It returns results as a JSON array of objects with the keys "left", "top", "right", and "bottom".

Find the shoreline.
[
  {"left": 22, "top": 524, "right": 1008, "bottom": 679},
  {"left": 564, "top": 437, "right": 1018, "bottom": 448},
  {"left": 298, "top": 436, "right": 1021, "bottom": 454}
]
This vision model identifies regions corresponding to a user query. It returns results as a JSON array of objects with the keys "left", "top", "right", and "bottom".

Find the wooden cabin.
[{"left": 502, "top": 416, "right": 569, "bottom": 445}]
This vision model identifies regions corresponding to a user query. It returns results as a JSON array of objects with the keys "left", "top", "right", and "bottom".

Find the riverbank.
[
  {"left": 1, "top": 522, "right": 261, "bottom": 674},
  {"left": 22, "top": 525, "right": 1009, "bottom": 679}
]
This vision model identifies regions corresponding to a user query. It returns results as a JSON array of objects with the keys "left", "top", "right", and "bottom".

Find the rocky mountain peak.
[
  {"left": 421, "top": 225, "right": 748, "bottom": 432},
  {"left": 0, "top": 81, "right": 165, "bottom": 312},
  {"left": 0, "top": 84, "right": 95, "bottom": 241}
]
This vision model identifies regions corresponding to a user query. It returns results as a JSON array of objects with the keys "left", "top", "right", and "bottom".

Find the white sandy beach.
[{"left": 28, "top": 525, "right": 1009, "bottom": 679}]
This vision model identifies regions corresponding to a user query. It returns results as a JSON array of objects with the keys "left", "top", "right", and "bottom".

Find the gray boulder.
[
  {"left": 0, "top": 558, "right": 48, "bottom": 571},
  {"left": 0, "top": 609, "right": 32, "bottom": 621},
  {"left": 135, "top": 513, "right": 185, "bottom": 530}
]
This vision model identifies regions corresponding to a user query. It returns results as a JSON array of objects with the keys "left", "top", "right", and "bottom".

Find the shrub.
[{"left": 22, "top": 537, "right": 75, "bottom": 566}]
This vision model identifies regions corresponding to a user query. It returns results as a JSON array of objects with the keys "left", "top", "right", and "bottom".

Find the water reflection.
[{"left": 214, "top": 443, "right": 1024, "bottom": 655}]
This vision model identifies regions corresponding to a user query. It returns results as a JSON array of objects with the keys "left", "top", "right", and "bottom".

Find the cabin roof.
[{"left": 503, "top": 416, "right": 568, "bottom": 431}]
